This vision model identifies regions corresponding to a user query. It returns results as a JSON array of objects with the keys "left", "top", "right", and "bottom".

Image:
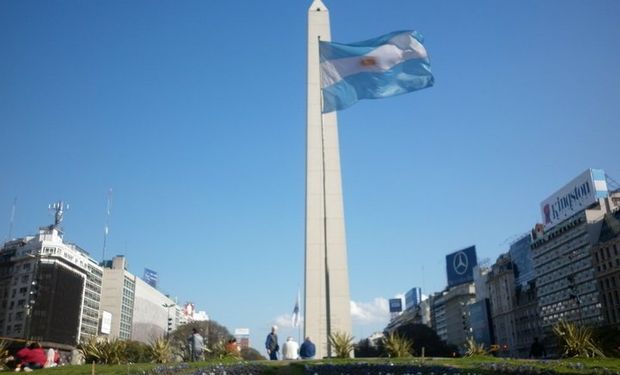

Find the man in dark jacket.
[
  {"left": 265, "top": 325, "right": 279, "bottom": 360},
  {"left": 299, "top": 336, "right": 316, "bottom": 359}
]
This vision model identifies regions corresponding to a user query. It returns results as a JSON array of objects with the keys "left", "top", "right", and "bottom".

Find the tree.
[
  {"left": 355, "top": 338, "right": 382, "bottom": 358},
  {"left": 169, "top": 320, "right": 232, "bottom": 360},
  {"left": 392, "top": 323, "right": 454, "bottom": 357},
  {"left": 240, "top": 347, "right": 265, "bottom": 361}
]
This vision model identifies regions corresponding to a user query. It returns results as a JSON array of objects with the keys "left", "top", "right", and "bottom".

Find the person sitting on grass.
[{"left": 16, "top": 343, "right": 46, "bottom": 372}]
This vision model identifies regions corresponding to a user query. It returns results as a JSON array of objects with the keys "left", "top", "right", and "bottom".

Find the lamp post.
[
  {"left": 163, "top": 303, "right": 174, "bottom": 340},
  {"left": 24, "top": 251, "right": 40, "bottom": 341}
]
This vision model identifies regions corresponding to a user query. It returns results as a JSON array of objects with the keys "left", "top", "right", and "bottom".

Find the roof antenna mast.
[
  {"left": 7, "top": 197, "right": 17, "bottom": 241},
  {"left": 102, "top": 188, "right": 112, "bottom": 262}
]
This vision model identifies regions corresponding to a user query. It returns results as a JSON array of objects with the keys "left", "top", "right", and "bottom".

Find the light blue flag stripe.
[
  {"left": 319, "top": 30, "right": 434, "bottom": 113},
  {"left": 320, "top": 30, "right": 423, "bottom": 61},
  {"left": 322, "top": 58, "right": 434, "bottom": 113}
]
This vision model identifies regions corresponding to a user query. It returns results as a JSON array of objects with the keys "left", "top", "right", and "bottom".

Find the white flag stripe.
[{"left": 320, "top": 34, "right": 427, "bottom": 87}]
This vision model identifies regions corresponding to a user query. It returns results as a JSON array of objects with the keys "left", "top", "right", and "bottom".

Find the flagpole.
[
  {"left": 318, "top": 35, "right": 332, "bottom": 358},
  {"left": 298, "top": 287, "right": 302, "bottom": 344}
]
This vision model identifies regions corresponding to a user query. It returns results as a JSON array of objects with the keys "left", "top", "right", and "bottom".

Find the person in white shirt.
[{"left": 281, "top": 336, "right": 299, "bottom": 360}]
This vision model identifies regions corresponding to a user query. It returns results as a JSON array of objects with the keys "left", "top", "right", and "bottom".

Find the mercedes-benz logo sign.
[{"left": 453, "top": 251, "right": 469, "bottom": 275}]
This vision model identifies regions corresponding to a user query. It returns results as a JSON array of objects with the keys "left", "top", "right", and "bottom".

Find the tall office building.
[
  {"left": 304, "top": 0, "right": 352, "bottom": 358},
  {"left": 405, "top": 287, "right": 422, "bottom": 310},
  {"left": 487, "top": 253, "right": 517, "bottom": 356},
  {"left": 532, "top": 170, "right": 617, "bottom": 331},
  {"left": 592, "top": 209, "right": 620, "bottom": 328},
  {"left": 100, "top": 256, "right": 136, "bottom": 340},
  {"left": 132, "top": 277, "right": 177, "bottom": 342},
  {"left": 0, "top": 220, "right": 102, "bottom": 346}
]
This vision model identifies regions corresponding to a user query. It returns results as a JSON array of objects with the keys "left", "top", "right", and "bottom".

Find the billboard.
[
  {"left": 389, "top": 298, "right": 403, "bottom": 313},
  {"left": 101, "top": 311, "right": 112, "bottom": 334},
  {"left": 143, "top": 268, "right": 159, "bottom": 289},
  {"left": 446, "top": 245, "right": 478, "bottom": 287},
  {"left": 540, "top": 169, "right": 608, "bottom": 229}
]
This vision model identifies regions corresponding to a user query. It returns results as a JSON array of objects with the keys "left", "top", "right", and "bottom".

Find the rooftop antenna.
[
  {"left": 7, "top": 197, "right": 17, "bottom": 241},
  {"left": 102, "top": 188, "right": 112, "bottom": 262},
  {"left": 48, "top": 201, "right": 68, "bottom": 233}
]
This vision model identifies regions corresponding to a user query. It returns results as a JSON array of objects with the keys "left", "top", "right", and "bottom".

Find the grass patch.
[{"left": 38, "top": 357, "right": 620, "bottom": 375}]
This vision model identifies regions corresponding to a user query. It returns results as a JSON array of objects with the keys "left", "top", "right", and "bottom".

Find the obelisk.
[{"left": 304, "top": 0, "right": 352, "bottom": 358}]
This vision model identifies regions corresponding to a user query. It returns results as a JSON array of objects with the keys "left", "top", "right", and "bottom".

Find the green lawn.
[{"left": 38, "top": 357, "right": 620, "bottom": 375}]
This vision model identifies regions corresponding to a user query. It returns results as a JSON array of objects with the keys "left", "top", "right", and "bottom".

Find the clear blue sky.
[{"left": 1, "top": 0, "right": 619, "bottom": 349}]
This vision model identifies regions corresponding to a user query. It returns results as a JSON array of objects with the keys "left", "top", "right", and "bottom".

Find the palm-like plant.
[
  {"left": 328, "top": 331, "right": 355, "bottom": 358},
  {"left": 553, "top": 320, "right": 605, "bottom": 358},
  {"left": 464, "top": 338, "right": 488, "bottom": 357},
  {"left": 148, "top": 337, "right": 173, "bottom": 363},
  {"left": 0, "top": 340, "right": 11, "bottom": 370},
  {"left": 383, "top": 332, "right": 413, "bottom": 358},
  {"left": 78, "top": 337, "right": 127, "bottom": 364}
]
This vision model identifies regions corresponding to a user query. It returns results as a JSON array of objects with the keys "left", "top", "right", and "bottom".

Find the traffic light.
[{"left": 167, "top": 318, "right": 173, "bottom": 332}]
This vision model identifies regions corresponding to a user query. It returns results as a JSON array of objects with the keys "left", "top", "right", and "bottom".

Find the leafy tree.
[
  {"left": 124, "top": 340, "right": 150, "bottom": 363},
  {"left": 169, "top": 320, "right": 232, "bottom": 360},
  {"left": 593, "top": 326, "right": 620, "bottom": 357},
  {"left": 392, "top": 323, "right": 454, "bottom": 357},
  {"left": 240, "top": 347, "right": 265, "bottom": 361},
  {"left": 355, "top": 338, "right": 383, "bottom": 358}
]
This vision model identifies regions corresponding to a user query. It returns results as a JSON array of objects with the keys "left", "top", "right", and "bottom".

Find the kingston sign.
[{"left": 540, "top": 169, "right": 608, "bottom": 228}]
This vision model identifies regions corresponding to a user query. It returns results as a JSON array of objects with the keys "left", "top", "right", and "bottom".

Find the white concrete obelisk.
[{"left": 305, "top": 0, "right": 352, "bottom": 359}]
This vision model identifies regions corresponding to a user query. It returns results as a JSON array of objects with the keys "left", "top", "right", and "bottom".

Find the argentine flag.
[{"left": 319, "top": 30, "right": 434, "bottom": 113}]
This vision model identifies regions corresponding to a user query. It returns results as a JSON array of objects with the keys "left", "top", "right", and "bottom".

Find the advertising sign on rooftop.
[
  {"left": 143, "top": 268, "right": 159, "bottom": 289},
  {"left": 389, "top": 298, "right": 403, "bottom": 313},
  {"left": 446, "top": 245, "right": 478, "bottom": 287},
  {"left": 540, "top": 169, "right": 608, "bottom": 229}
]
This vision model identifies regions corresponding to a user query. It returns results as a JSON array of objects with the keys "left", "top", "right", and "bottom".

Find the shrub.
[
  {"left": 78, "top": 337, "right": 127, "bottom": 364},
  {"left": 553, "top": 320, "right": 605, "bottom": 358},
  {"left": 383, "top": 332, "right": 413, "bottom": 358},
  {"left": 125, "top": 340, "right": 150, "bottom": 363},
  {"left": 328, "top": 331, "right": 355, "bottom": 358},
  {"left": 464, "top": 338, "right": 488, "bottom": 357},
  {"left": 148, "top": 337, "right": 173, "bottom": 363},
  {"left": 0, "top": 340, "right": 10, "bottom": 370}
]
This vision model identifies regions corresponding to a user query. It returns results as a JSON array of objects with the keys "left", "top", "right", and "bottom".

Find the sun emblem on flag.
[{"left": 360, "top": 56, "right": 377, "bottom": 67}]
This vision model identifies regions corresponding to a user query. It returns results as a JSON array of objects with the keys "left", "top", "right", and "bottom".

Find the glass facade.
[
  {"left": 509, "top": 235, "right": 535, "bottom": 287},
  {"left": 405, "top": 287, "right": 422, "bottom": 310}
]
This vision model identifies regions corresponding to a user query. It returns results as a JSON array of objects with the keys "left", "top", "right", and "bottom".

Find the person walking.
[
  {"left": 265, "top": 325, "right": 279, "bottom": 360},
  {"left": 187, "top": 328, "right": 204, "bottom": 362},
  {"left": 282, "top": 336, "right": 299, "bottom": 360},
  {"left": 299, "top": 336, "right": 316, "bottom": 359},
  {"left": 529, "top": 337, "right": 546, "bottom": 359}
]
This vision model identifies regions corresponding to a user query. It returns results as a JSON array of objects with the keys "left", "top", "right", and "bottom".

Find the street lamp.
[
  {"left": 23, "top": 251, "right": 40, "bottom": 341},
  {"left": 163, "top": 303, "right": 175, "bottom": 339}
]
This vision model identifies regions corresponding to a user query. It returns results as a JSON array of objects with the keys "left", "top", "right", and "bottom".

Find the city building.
[
  {"left": 385, "top": 297, "right": 431, "bottom": 333},
  {"left": 0, "top": 207, "right": 102, "bottom": 347},
  {"left": 405, "top": 287, "right": 422, "bottom": 310},
  {"left": 532, "top": 170, "right": 618, "bottom": 333},
  {"left": 430, "top": 283, "right": 476, "bottom": 350},
  {"left": 487, "top": 253, "right": 517, "bottom": 356},
  {"left": 132, "top": 277, "right": 177, "bottom": 342},
  {"left": 592, "top": 209, "right": 620, "bottom": 328},
  {"left": 100, "top": 256, "right": 136, "bottom": 340},
  {"left": 509, "top": 233, "right": 542, "bottom": 357}
]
